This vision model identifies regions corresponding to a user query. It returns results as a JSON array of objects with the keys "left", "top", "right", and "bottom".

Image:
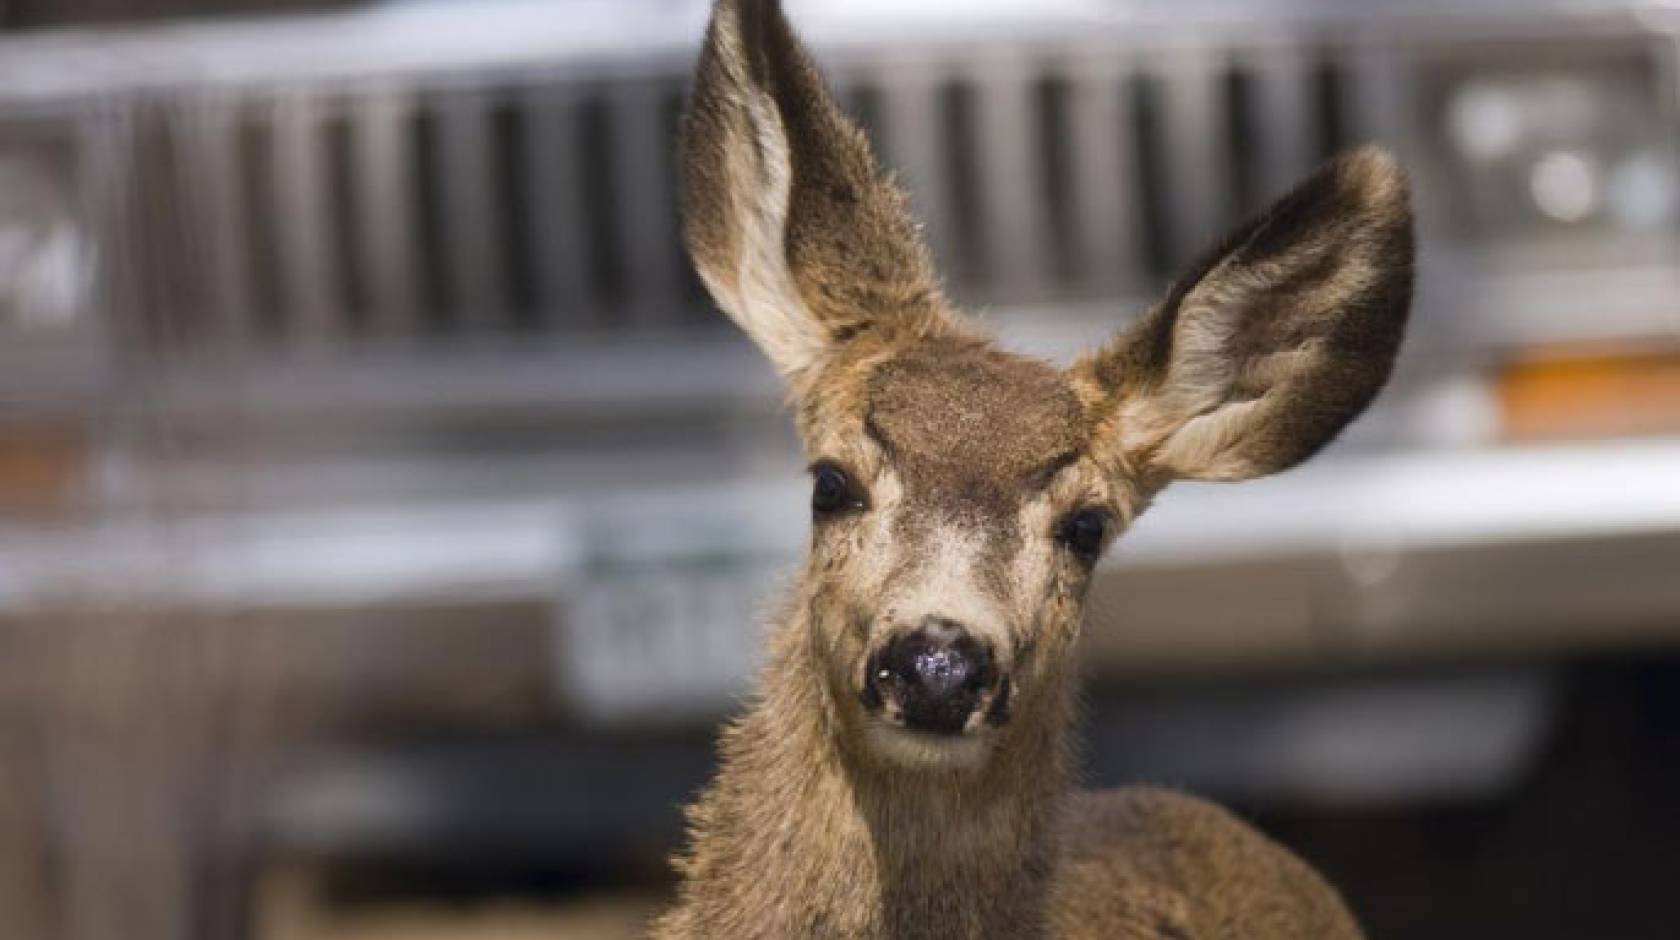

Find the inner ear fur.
[
  {"left": 1078, "top": 146, "right": 1415, "bottom": 484},
  {"left": 679, "top": 0, "right": 956, "bottom": 381}
]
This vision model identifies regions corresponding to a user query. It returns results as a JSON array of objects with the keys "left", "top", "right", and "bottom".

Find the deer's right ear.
[{"left": 680, "top": 0, "right": 950, "bottom": 381}]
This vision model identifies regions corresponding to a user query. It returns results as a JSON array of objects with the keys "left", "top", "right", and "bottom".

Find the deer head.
[{"left": 681, "top": 0, "right": 1413, "bottom": 773}]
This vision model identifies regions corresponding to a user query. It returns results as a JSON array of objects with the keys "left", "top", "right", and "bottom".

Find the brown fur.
[
  {"left": 654, "top": 2, "right": 1413, "bottom": 938},
  {"left": 868, "top": 339, "right": 1089, "bottom": 516},
  {"left": 1050, "top": 789, "right": 1362, "bottom": 940}
]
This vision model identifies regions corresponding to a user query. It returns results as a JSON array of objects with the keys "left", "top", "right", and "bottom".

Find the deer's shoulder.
[{"left": 1048, "top": 786, "right": 1364, "bottom": 940}]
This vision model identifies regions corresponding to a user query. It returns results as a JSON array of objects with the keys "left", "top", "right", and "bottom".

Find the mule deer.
[{"left": 652, "top": 2, "right": 1412, "bottom": 937}]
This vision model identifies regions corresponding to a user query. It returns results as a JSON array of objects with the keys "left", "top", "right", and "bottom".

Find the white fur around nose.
[{"left": 885, "top": 523, "right": 1009, "bottom": 647}]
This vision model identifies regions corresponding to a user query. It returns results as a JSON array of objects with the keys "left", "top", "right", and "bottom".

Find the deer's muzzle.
[{"left": 863, "top": 617, "right": 1006, "bottom": 736}]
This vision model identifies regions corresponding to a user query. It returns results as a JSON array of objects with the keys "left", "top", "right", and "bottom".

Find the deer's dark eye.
[
  {"left": 1057, "top": 508, "right": 1110, "bottom": 563},
  {"left": 811, "top": 461, "right": 866, "bottom": 518}
]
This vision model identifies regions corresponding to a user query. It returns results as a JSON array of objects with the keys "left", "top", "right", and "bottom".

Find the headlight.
[
  {"left": 0, "top": 141, "right": 93, "bottom": 333},
  {"left": 1432, "top": 48, "right": 1677, "bottom": 239}
]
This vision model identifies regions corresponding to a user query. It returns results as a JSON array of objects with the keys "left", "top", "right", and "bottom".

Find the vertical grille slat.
[
  {"left": 176, "top": 98, "right": 255, "bottom": 348},
  {"left": 576, "top": 93, "right": 627, "bottom": 315},
  {"left": 1153, "top": 53, "right": 1235, "bottom": 271},
  {"left": 1037, "top": 72, "right": 1078, "bottom": 285},
  {"left": 1129, "top": 72, "right": 1172, "bottom": 282},
  {"left": 968, "top": 51, "right": 1052, "bottom": 304},
  {"left": 1060, "top": 56, "right": 1140, "bottom": 296},
  {"left": 939, "top": 79, "right": 984, "bottom": 291},
  {"left": 526, "top": 88, "right": 597, "bottom": 330},
  {"left": 607, "top": 80, "right": 685, "bottom": 328},
  {"left": 436, "top": 91, "right": 505, "bottom": 334},
  {"left": 412, "top": 104, "right": 450, "bottom": 332},
  {"left": 492, "top": 96, "right": 540, "bottom": 329},
  {"left": 1313, "top": 55, "right": 1352, "bottom": 160},
  {"left": 238, "top": 106, "right": 283, "bottom": 339},
  {"left": 135, "top": 105, "right": 199, "bottom": 351},
  {"left": 1245, "top": 53, "right": 1317, "bottom": 207},
  {"left": 875, "top": 61, "right": 959, "bottom": 281},
  {"left": 272, "top": 93, "right": 338, "bottom": 344},
  {"left": 1343, "top": 45, "right": 1407, "bottom": 150},
  {"left": 352, "top": 91, "right": 422, "bottom": 338},
  {"left": 326, "top": 110, "right": 367, "bottom": 331}
]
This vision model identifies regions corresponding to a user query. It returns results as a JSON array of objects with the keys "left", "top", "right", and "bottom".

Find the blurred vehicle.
[{"left": 1, "top": 1, "right": 1679, "bottom": 939}]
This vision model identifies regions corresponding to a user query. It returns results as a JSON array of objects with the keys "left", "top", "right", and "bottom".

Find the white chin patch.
[{"left": 865, "top": 721, "right": 989, "bottom": 771}]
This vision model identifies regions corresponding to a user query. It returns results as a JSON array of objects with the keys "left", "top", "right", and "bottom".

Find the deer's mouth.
[{"left": 862, "top": 719, "right": 994, "bottom": 770}]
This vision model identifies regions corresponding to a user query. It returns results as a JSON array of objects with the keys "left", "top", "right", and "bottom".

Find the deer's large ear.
[
  {"left": 680, "top": 0, "right": 950, "bottom": 380},
  {"left": 1077, "top": 147, "right": 1414, "bottom": 484}
]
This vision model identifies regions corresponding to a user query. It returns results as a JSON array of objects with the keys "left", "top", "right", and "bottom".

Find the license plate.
[{"left": 553, "top": 518, "right": 795, "bottom": 723}]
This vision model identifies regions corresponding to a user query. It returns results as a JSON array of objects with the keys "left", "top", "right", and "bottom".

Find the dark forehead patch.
[{"left": 866, "top": 339, "right": 1088, "bottom": 509}]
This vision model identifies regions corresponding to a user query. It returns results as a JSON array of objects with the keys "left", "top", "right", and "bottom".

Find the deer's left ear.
[{"left": 1076, "top": 146, "right": 1414, "bottom": 484}]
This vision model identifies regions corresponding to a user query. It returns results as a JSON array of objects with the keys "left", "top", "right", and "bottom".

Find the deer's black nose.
[{"left": 867, "top": 619, "right": 996, "bottom": 736}]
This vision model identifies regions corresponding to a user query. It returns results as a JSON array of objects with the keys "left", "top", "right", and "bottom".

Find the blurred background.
[{"left": 1, "top": 0, "right": 1679, "bottom": 937}]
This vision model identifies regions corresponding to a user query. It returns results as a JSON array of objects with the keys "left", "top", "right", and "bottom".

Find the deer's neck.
[{"left": 658, "top": 610, "right": 1075, "bottom": 940}]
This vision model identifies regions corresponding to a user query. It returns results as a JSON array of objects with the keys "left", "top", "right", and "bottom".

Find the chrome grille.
[{"left": 126, "top": 41, "right": 1362, "bottom": 352}]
